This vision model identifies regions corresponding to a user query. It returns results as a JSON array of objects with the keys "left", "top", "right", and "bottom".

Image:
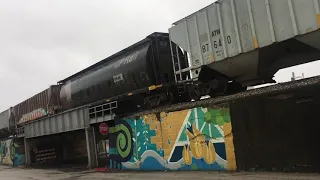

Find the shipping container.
[
  {"left": 169, "top": 0, "right": 320, "bottom": 86},
  {"left": 13, "top": 85, "right": 62, "bottom": 124},
  {"left": 0, "top": 108, "right": 14, "bottom": 130}
]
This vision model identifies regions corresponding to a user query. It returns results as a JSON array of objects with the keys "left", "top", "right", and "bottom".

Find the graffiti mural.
[
  {"left": 109, "top": 104, "right": 236, "bottom": 171},
  {"left": 108, "top": 119, "right": 133, "bottom": 169},
  {"left": 19, "top": 108, "right": 47, "bottom": 124},
  {"left": 0, "top": 138, "right": 25, "bottom": 166}
]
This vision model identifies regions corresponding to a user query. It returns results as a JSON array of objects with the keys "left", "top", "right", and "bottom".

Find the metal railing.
[{"left": 88, "top": 101, "right": 118, "bottom": 119}]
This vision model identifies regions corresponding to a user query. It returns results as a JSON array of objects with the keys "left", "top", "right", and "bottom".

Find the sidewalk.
[{"left": 0, "top": 165, "right": 319, "bottom": 180}]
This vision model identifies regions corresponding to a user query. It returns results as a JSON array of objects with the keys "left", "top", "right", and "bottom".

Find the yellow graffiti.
[
  {"left": 224, "top": 122, "right": 237, "bottom": 170},
  {"left": 183, "top": 124, "right": 216, "bottom": 165},
  {"left": 186, "top": 125, "right": 204, "bottom": 159},
  {"left": 203, "top": 141, "right": 216, "bottom": 164},
  {"left": 182, "top": 145, "right": 192, "bottom": 166}
]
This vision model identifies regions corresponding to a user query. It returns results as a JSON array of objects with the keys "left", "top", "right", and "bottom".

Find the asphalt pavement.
[{"left": 0, "top": 165, "right": 319, "bottom": 180}]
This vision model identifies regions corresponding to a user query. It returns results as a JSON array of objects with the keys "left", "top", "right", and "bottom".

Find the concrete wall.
[
  {"left": 0, "top": 138, "right": 25, "bottom": 166},
  {"left": 230, "top": 87, "right": 320, "bottom": 172},
  {"left": 108, "top": 103, "right": 237, "bottom": 171}
]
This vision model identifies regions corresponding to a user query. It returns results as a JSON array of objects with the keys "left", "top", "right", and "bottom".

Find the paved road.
[{"left": 0, "top": 166, "right": 319, "bottom": 180}]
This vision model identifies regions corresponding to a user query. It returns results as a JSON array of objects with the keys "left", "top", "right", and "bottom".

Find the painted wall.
[
  {"left": 108, "top": 103, "right": 236, "bottom": 171},
  {"left": 0, "top": 138, "right": 25, "bottom": 166}
]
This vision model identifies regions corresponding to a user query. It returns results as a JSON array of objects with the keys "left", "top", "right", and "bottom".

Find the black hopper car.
[{"left": 58, "top": 32, "right": 245, "bottom": 115}]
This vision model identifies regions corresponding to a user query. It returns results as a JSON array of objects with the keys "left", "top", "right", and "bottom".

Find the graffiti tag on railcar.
[
  {"left": 114, "top": 51, "right": 139, "bottom": 68},
  {"left": 19, "top": 108, "right": 47, "bottom": 124}
]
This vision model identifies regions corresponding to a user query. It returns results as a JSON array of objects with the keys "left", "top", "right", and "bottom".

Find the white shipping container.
[{"left": 169, "top": 0, "right": 320, "bottom": 86}]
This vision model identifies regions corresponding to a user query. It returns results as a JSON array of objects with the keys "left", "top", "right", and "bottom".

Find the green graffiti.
[
  {"left": 10, "top": 141, "right": 15, "bottom": 162},
  {"left": 111, "top": 124, "right": 132, "bottom": 159},
  {"left": 0, "top": 139, "right": 23, "bottom": 166},
  {"left": 204, "top": 107, "right": 231, "bottom": 126}
]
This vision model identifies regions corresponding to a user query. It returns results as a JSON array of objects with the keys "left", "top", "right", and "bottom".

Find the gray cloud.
[
  {"left": 0, "top": 0, "right": 319, "bottom": 111},
  {"left": 0, "top": 0, "right": 214, "bottom": 111}
]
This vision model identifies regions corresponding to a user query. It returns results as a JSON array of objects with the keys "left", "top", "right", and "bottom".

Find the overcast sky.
[{"left": 0, "top": 0, "right": 319, "bottom": 112}]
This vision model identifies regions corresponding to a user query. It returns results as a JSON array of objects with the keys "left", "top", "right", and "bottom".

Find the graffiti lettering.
[
  {"left": 19, "top": 108, "right": 47, "bottom": 124},
  {"left": 114, "top": 52, "right": 139, "bottom": 68}
]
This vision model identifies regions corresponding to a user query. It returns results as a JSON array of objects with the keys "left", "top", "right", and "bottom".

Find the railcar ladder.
[{"left": 169, "top": 40, "right": 193, "bottom": 83}]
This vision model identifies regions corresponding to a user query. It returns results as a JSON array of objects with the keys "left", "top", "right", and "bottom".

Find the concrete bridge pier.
[{"left": 85, "top": 126, "right": 98, "bottom": 169}]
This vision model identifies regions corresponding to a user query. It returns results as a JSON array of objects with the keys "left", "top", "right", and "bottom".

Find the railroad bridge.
[{"left": 0, "top": 76, "right": 317, "bottom": 172}]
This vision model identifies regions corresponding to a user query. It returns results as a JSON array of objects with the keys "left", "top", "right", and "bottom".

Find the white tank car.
[{"left": 169, "top": 0, "right": 320, "bottom": 88}]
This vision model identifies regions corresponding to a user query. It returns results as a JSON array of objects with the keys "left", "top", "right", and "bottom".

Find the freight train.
[
  {"left": 57, "top": 32, "right": 245, "bottom": 115},
  {"left": 58, "top": 33, "right": 187, "bottom": 112},
  {"left": 0, "top": 0, "right": 320, "bottom": 133}
]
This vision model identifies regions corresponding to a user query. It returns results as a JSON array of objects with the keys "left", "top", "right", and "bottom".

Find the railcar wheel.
[
  {"left": 144, "top": 96, "right": 160, "bottom": 109},
  {"left": 179, "top": 93, "right": 192, "bottom": 103},
  {"left": 186, "top": 84, "right": 201, "bottom": 101},
  {"left": 144, "top": 93, "right": 170, "bottom": 109},
  {"left": 227, "top": 81, "right": 247, "bottom": 94},
  {"left": 170, "top": 92, "right": 191, "bottom": 104},
  {"left": 160, "top": 92, "right": 175, "bottom": 107},
  {"left": 209, "top": 78, "right": 228, "bottom": 97},
  {"left": 189, "top": 90, "right": 201, "bottom": 101}
]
